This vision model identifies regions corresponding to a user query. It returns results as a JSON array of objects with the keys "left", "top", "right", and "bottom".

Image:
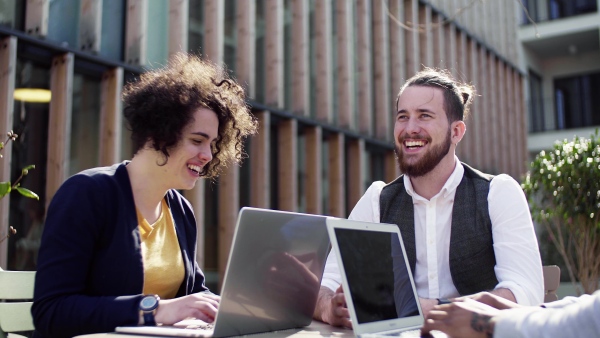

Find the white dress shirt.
[
  {"left": 321, "top": 159, "right": 544, "bottom": 306},
  {"left": 494, "top": 290, "right": 600, "bottom": 337}
]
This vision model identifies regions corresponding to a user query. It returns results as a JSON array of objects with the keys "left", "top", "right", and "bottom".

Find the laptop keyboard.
[{"left": 178, "top": 322, "right": 215, "bottom": 330}]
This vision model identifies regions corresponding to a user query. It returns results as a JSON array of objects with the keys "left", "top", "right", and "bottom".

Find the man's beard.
[{"left": 395, "top": 129, "right": 452, "bottom": 177}]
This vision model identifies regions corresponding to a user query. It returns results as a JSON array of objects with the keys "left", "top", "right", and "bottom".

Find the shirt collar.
[{"left": 403, "top": 156, "right": 464, "bottom": 200}]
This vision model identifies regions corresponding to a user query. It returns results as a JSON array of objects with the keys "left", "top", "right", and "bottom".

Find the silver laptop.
[
  {"left": 117, "top": 207, "right": 331, "bottom": 337},
  {"left": 326, "top": 218, "right": 446, "bottom": 338}
]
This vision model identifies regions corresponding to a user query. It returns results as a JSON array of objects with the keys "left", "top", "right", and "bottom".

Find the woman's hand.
[{"left": 154, "top": 292, "right": 221, "bottom": 325}]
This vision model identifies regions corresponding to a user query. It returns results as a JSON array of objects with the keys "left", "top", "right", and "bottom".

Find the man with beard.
[{"left": 313, "top": 68, "right": 543, "bottom": 328}]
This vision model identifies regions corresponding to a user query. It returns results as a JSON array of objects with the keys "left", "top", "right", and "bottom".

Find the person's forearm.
[
  {"left": 418, "top": 298, "right": 439, "bottom": 316},
  {"left": 489, "top": 288, "right": 516, "bottom": 303},
  {"left": 313, "top": 286, "right": 334, "bottom": 321}
]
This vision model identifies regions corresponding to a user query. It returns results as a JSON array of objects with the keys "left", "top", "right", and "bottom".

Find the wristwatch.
[{"left": 139, "top": 294, "right": 160, "bottom": 326}]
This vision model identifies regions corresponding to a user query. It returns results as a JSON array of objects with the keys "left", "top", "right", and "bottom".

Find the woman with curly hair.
[{"left": 32, "top": 54, "right": 258, "bottom": 338}]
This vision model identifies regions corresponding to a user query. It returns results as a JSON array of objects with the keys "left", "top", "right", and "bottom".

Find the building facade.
[
  {"left": 520, "top": 0, "right": 600, "bottom": 155},
  {"left": 0, "top": 0, "right": 527, "bottom": 288}
]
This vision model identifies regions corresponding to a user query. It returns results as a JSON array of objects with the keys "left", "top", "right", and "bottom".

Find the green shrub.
[{"left": 522, "top": 130, "right": 600, "bottom": 295}]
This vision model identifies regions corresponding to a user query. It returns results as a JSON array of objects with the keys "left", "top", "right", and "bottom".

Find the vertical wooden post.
[
  {"left": 125, "top": 0, "right": 148, "bottom": 66},
  {"left": 250, "top": 111, "right": 270, "bottom": 208},
  {"left": 328, "top": 132, "right": 345, "bottom": 217},
  {"left": 236, "top": 0, "right": 256, "bottom": 99},
  {"left": 372, "top": 0, "right": 391, "bottom": 140},
  {"left": 168, "top": 0, "right": 189, "bottom": 56},
  {"left": 25, "top": 0, "right": 49, "bottom": 37},
  {"left": 314, "top": 0, "right": 333, "bottom": 123},
  {"left": 305, "top": 126, "right": 322, "bottom": 215},
  {"left": 336, "top": 0, "right": 355, "bottom": 129},
  {"left": 204, "top": 0, "right": 224, "bottom": 63},
  {"left": 0, "top": 37, "right": 16, "bottom": 268},
  {"left": 79, "top": 0, "right": 103, "bottom": 53},
  {"left": 347, "top": 139, "right": 365, "bottom": 212},
  {"left": 278, "top": 119, "right": 298, "bottom": 211},
  {"left": 356, "top": 0, "right": 373, "bottom": 136},
  {"left": 265, "top": 0, "right": 284, "bottom": 108},
  {"left": 99, "top": 67, "right": 123, "bottom": 166},
  {"left": 290, "top": 0, "right": 309, "bottom": 116},
  {"left": 46, "top": 53, "right": 74, "bottom": 204}
]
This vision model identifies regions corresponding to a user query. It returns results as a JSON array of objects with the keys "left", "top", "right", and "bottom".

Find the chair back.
[
  {"left": 542, "top": 265, "right": 561, "bottom": 302},
  {"left": 0, "top": 268, "right": 36, "bottom": 338}
]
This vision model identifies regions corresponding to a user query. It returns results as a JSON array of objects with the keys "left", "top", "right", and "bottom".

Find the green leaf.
[
  {"left": 0, "top": 181, "right": 11, "bottom": 198},
  {"left": 16, "top": 187, "right": 39, "bottom": 200}
]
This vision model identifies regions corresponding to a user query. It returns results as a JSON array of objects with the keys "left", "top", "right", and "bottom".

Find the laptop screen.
[{"left": 333, "top": 227, "right": 420, "bottom": 324}]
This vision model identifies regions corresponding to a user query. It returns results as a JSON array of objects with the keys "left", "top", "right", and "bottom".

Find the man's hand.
[
  {"left": 313, "top": 285, "right": 352, "bottom": 328},
  {"left": 457, "top": 291, "right": 522, "bottom": 310},
  {"left": 153, "top": 292, "right": 220, "bottom": 325},
  {"left": 418, "top": 298, "right": 439, "bottom": 317},
  {"left": 421, "top": 298, "right": 500, "bottom": 338}
]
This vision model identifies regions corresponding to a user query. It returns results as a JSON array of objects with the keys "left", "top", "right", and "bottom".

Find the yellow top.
[{"left": 137, "top": 199, "right": 185, "bottom": 299}]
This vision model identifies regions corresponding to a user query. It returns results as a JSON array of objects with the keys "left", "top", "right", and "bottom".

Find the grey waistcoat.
[{"left": 379, "top": 163, "right": 499, "bottom": 296}]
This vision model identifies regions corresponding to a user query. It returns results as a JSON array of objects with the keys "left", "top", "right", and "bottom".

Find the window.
[
  {"left": 8, "top": 59, "right": 51, "bottom": 271},
  {"left": 528, "top": 70, "right": 545, "bottom": 132},
  {"left": 69, "top": 73, "right": 101, "bottom": 176},
  {"left": 554, "top": 72, "right": 600, "bottom": 130}
]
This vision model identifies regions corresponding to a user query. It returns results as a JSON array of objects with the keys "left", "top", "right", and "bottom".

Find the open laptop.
[
  {"left": 117, "top": 207, "right": 331, "bottom": 337},
  {"left": 326, "top": 218, "right": 446, "bottom": 338}
]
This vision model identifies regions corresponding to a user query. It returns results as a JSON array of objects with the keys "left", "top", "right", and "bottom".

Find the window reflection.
[{"left": 9, "top": 60, "right": 50, "bottom": 271}]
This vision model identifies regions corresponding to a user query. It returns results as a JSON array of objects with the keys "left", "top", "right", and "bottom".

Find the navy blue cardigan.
[{"left": 32, "top": 162, "right": 209, "bottom": 338}]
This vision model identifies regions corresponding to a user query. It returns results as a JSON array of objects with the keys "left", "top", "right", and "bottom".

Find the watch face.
[{"left": 140, "top": 295, "right": 159, "bottom": 311}]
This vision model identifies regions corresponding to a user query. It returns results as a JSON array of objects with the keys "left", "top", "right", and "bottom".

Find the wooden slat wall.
[
  {"left": 265, "top": 0, "right": 284, "bottom": 108},
  {"left": 168, "top": 0, "right": 189, "bottom": 56},
  {"left": 372, "top": 0, "right": 391, "bottom": 140},
  {"left": 250, "top": 111, "right": 271, "bottom": 208},
  {"left": 291, "top": 0, "right": 309, "bottom": 117},
  {"left": 336, "top": 0, "right": 355, "bottom": 129},
  {"left": 79, "top": 0, "right": 102, "bottom": 53},
  {"left": 125, "top": 0, "right": 147, "bottom": 66},
  {"left": 98, "top": 67, "right": 123, "bottom": 166},
  {"left": 46, "top": 53, "right": 74, "bottom": 205},
  {"left": 278, "top": 119, "right": 298, "bottom": 211},
  {"left": 328, "top": 133, "right": 345, "bottom": 217},
  {"left": 356, "top": 0, "right": 373, "bottom": 135},
  {"left": 305, "top": 126, "right": 322, "bottom": 215},
  {"left": 314, "top": 0, "right": 333, "bottom": 123},
  {"left": 0, "top": 37, "right": 16, "bottom": 268}
]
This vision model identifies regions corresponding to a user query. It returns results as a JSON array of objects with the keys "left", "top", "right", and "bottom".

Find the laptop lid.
[
  {"left": 211, "top": 207, "right": 331, "bottom": 337},
  {"left": 117, "top": 207, "right": 331, "bottom": 337},
  {"left": 326, "top": 218, "right": 423, "bottom": 336}
]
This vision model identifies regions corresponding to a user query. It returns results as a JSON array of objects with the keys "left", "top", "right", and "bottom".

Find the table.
[{"left": 75, "top": 320, "right": 355, "bottom": 338}]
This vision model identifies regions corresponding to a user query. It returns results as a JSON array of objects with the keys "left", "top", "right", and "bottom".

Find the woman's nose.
[{"left": 198, "top": 146, "right": 213, "bottom": 163}]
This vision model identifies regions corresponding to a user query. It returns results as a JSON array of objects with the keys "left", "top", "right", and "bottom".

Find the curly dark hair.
[
  {"left": 396, "top": 68, "right": 475, "bottom": 122},
  {"left": 123, "top": 53, "right": 257, "bottom": 178}
]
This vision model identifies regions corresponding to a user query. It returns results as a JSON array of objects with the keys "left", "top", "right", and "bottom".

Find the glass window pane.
[
  {"left": 189, "top": 0, "right": 204, "bottom": 54},
  {"left": 69, "top": 73, "right": 101, "bottom": 176},
  {"left": 8, "top": 59, "right": 51, "bottom": 271},
  {"left": 100, "top": 0, "right": 125, "bottom": 61},
  {"left": 47, "top": 0, "right": 80, "bottom": 48},
  {"left": 0, "top": 0, "right": 25, "bottom": 30},
  {"left": 146, "top": 0, "right": 169, "bottom": 67}
]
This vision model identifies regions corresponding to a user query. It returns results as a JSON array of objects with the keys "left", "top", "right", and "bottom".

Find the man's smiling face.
[{"left": 394, "top": 85, "right": 453, "bottom": 177}]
